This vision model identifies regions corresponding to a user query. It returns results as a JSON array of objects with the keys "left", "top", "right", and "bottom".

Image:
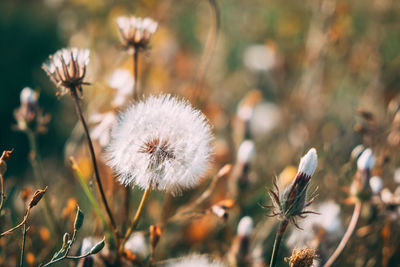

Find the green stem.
[
  {"left": 120, "top": 185, "right": 152, "bottom": 253},
  {"left": 270, "top": 220, "right": 289, "bottom": 267}
]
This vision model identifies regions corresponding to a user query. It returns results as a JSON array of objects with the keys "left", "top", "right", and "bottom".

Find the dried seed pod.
[
  {"left": 29, "top": 186, "right": 48, "bottom": 208},
  {"left": 89, "top": 238, "right": 105, "bottom": 255},
  {"left": 74, "top": 206, "right": 85, "bottom": 230}
]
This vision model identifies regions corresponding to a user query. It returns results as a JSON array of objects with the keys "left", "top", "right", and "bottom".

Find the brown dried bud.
[
  {"left": 285, "top": 247, "right": 318, "bottom": 267},
  {"left": 29, "top": 186, "right": 48, "bottom": 208},
  {"left": 150, "top": 225, "right": 161, "bottom": 250}
]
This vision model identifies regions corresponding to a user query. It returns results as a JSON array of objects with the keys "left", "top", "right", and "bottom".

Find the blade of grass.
[{"left": 70, "top": 157, "right": 107, "bottom": 229}]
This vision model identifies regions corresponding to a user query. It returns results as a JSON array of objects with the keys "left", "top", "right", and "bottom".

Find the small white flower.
[
  {"left": 243, "top": 44, "right": 276, "bottom": 72},
  {"left": 369, "top": 176, "right": 383, "bottom": 194},
  {"left": 20, "top": 87, "right": 37, "bottom": 104},
  {"left": 237, "top": 216, "right": 253, "bottom": 237},
  {"left": 297, "top": 148, "right": 318, "bottom": 177},
  {"left": 42, "top": 48, "right": 90, "bottom": 96},
  {"left": 357, "top": 148, "right": 375, "bottom": 171},
  {"left": 117, "top": 16, "right": 158, "bottom": 51},
  {"left": 90, "top": 112, "right": 118, "bottom": 148},
  {"left": 237, "top": 140, "right": 255, "bottom": 164},
  {"left": 108, "top": 69, "right": 135, "bottom": 107},
  {"left": 125, "top": 232, "right": 148, "bottom": 259},
  {"left": 163, "top": 254, "right": 226, "bottom": 267},
  {"left": 107, "top": 95, "right": 213, "bottom": 194}
]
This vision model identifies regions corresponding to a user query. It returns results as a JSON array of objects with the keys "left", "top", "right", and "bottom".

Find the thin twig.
[
  {"left": 120, "top": 185, "right": 152, "bottom": 253},
  {"left": 70, "top": 88, "right": 119, "bottom": 246},
  {"left": 323, "top": 201, "right": 362, "bottom": 267},
  {"left": 0, "top": 207, "right": 31, "bottom": 237},
  {"left": 270, "top": 219, "right": 289, "bottom": 267}
]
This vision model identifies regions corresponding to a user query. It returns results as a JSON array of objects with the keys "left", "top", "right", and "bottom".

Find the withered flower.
[
  {"left": 42, "top": 48, "right": 90, "bottom": 97},
  {"left": 285, "top": 247, "right": 318, "bottom": 267},
  {"left": 13, "top": 87, "right": 50, "bottom": 133},
  {"left": 116, "top": 16, "right": 158, "bottom": 52},
  {"left": 263, "top": 148, "right": 318, "bottom": 228}
]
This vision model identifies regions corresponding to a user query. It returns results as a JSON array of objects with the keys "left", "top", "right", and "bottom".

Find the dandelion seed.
[
  {"left": 163, "top": 254, "right": 226, "bottom": 267},
  {"left": 42, "top": 48, "right": 90, "bottom": 96},
  {"left": 107, "top": 95, "right": 213, "bottom": 194},
  {"left": 117, "top": 16, "right": 158, "bottom": 52}
]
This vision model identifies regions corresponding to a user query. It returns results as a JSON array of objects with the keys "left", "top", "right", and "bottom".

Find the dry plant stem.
[
  {"left": 19, "top": 224, "right": 28, "bottom": 267},
  {"left": 0, "top": 174, "right": 5, "bottom": 212},
  {"left": 120, "top": 185, "right": 152, "bottom": 252},
  {"left": 0, "top": 207, "right": 31, "bottom": 237},
  {"left": 192, "top": 0, "right": 220, "bottom": 103},
  {"left": 323, "top": 201, "right": 362, "bottom": 267},
  {"left": 26, "top": 131, "right": 60, "bottom": 235},
  {"left": 270, "top": 219, "right": 289, "bottom": 267},
  {"left": 133, "top": 50, "right": 139, "bottom": 100},
  {"left": 70, "top": 89, "right": 119, "bottom": 245}
]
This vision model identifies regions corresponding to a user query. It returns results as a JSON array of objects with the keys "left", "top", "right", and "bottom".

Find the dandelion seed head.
[{"left": 107, "top": 94, "right": 213, "bottom": 194}]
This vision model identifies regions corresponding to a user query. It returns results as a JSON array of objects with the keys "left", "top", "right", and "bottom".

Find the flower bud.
[
  {"left": 89, "top": 238, "right": 105, "bottom": 255},
  {"left": 74, "top": 206, "right": 84, "bottom": 230},
  {"left": 237, "top": 216, "right": 253, "bottom": 237},
  {"left": 150, "top": 225, "right": 161, "bottom": 250}
]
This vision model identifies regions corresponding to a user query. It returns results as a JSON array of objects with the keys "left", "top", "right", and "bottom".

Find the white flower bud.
[
  {"left": 237, "top": 140, "right": 255, "bottom": 164},
  {"left": 237, "top": 216, "right": 253, "bottom": 237},
  {"left": 297, "top": 148, "right": 318, "bottom": 177},
  {"left": 357, "top": 148, "right": 375, "bottom": 171},
  {"left": 369, "top": 176, "right": 383, "bottom": 194}
]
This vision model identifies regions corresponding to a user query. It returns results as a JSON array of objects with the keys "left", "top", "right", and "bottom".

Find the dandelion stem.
[
  {"left": 270, "top": 219, "right": 289, "bottom": 267},
  {"left": 133, "top": 50, "right": 139, "bottom": 100},
  {"left": 323, "top": 201, "right": 362, "bottom": 267},
  {"left": 120, "top": 185, "right": 152, "bottom": 252},
  {"left": 26, "top": 130, "right": 60, "bottom": 236},
  {"left": 70, "top": 89, "right": 119, "bottom": 246},
  {"left": 19, "top": 223, "right": 28, "bottom": 267}
]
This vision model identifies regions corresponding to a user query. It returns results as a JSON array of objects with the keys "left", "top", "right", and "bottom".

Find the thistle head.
[
  {"left": 42, "top": 48, "right": 90, "bottom": 97},
  {"left": 262, "top": 148, "right": 318, "bottom": 228},
  {"left": 116, "top": 16, "right": 158, "bottom": 53},
  {"left": 285, "top": 247, "right": 318, "bottom": 267}
]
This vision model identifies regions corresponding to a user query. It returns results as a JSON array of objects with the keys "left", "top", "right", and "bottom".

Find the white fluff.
[
  {"left": 163, "top": 254, "right": 225, "bottom": 267},
  {"left": 369, "top": 176, "right": 383, "bottom": 194},
  {"left": 237, "top": 216, "right": 253, "bottom": 237},
  {"left": 237, "top": 140, "right": 255, "bottom": 164},
  {"left": 357, "top": 148, "right": 375, "bottom": 171},
  {"left": 20, "top": 87, "right": 37, "bottom": 104},
  {"left": 107, "top": 95, "right": 213, "bottom": 194},
  {"left": 297, "top": 148, "right": 318, "bottom": 177}
]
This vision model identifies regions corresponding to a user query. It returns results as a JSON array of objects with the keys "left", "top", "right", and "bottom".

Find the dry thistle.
[
  {"left": 116, "top": 16, "right": 158, "bottom": 52},
  {"left": 285, "top": 247, "right": 318, "bottom": 267},
  {"left": 42, "top": 48, "right": 90, "bottom": 97}
]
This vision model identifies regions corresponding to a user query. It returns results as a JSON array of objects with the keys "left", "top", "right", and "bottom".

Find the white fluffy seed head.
[
  {"left": 164, "top": 254, "right": 226, "bottom": 267},
  {"left": 369, "top": 176, "right": 383, "bottom": 194},
  {"left": 107, "top": 95, "right": 213, "bottom": 195},
  {"left": 20, "top": 87, "right": 37, "bottom": 104},
  {"left": 237, "top": 140, "right": 255, "bottom": 164},
  {"left": 237, "top": 216, "right": 253, "bottom": 237},
  {"left": 297, "top": 148, "right": 318, "bottom": 177},
  {"left": 357, "top": 148, "right": 375, "bottom": 171}
]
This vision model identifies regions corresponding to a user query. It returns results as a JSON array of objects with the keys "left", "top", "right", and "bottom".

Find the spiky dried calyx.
[
  {"left": 261, "top": 148, "right": 319, "bottom": 228},
  {"left": 285, "top": 247, "right": 318, "bottom": 267}
]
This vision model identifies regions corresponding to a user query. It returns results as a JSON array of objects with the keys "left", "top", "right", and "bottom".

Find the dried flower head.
[
  {"left": 107, "top": 95, "right": 213, "bottom": 194},
  {"left": 262, "top": 148, "right": 318, "bottom": 228},
  {"left": 14, "top": 87, "right": 50, "bottom": 133},
  {"left": 42, "top": 48, "right": 90, "bottom": 96},
  {"left": 285, "top": 247, "right": 318, "bottom": 267},
  {"left": 163, "top": 254, "right": 226, "bottom": 267},
  {"left": 116, "top": 16, "right": 158, "bottom": 52}
]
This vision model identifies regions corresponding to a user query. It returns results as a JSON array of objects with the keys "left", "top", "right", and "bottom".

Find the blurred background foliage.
[{"left": 1, "top": 0, "right": 400, "bottom": 266}]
